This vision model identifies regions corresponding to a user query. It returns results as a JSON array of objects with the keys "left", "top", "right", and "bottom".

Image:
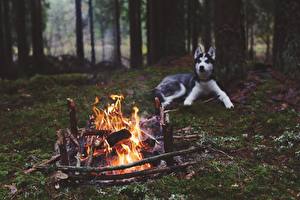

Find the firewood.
[
  {"left": 106, "top": 129, "right": 131, "bottom": 147},
  {"left": 69, "top": 161, "right": 198, "bottom": 181},
  {"left": 157, "top": 135, "right": 201, "bottom": 141},
  {"left": 24, "top": 154, "right": 61, "bottom": 174},
  {"left": 57, "top": 130, "right": 69, "bottom": 165},
  {"left": 67, "top": 98, "right": 78, "bottom": 137},
  {"left": 56, "top": 146, "right": 205, "bottom": 173},
  {"left": 163, "top": 123, "right": 174, "bottom": 166}
]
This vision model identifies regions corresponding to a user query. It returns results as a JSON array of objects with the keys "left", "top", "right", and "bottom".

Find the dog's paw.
[
  {"left": 225, "top": 102, "right": 234, "bottom": 109},
  {"left": 183, "top": 99, "right": 193, "bottom": 106}
]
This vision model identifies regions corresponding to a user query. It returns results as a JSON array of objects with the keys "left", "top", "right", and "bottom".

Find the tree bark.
[
  {"left": 3, "top": 0, "right": 13, "bottom": 69},
  {"left": 273, "top": 0, "right": 300, "bottom": 75},
  {"left": 191, "top": 0, "right": 201, "bottom": 52},
  {"left": 13, "top": 0, "right": 29, "bottom": 72},
  {"left": 214, "top": 0, "right": 246, "bottom": 82},
  {"left": 88, "top": 0, "right": 96, "bottom": 65},
  {"left": 0, "top": 0, "right": 5, "bottom": 78},
  {"left": 129, "top": 0, "right": 143, "bottom": 68},
  {"left": 147, "top": 0, "right": 186, "bottom": 64},
  {"left": 147, "top": 0, "right": 162, "bottom": 65},
  {"left": 186, "top": 0, "right": 192, "bottom": 53},
  {"left": 31, "top": 0, "right": 44, "bottom": 71},
  {"left": 203, "top": 0, "right": 212, "bottom": 51},
  {"left": 113, "top": 0, "right": 122, "bottom": 65},
  {"left": 75, "top": 0, "right": 84, "bottom": 63}
]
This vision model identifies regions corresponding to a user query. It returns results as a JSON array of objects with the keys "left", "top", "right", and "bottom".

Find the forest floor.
[{"left": 0, "top": 63, "right": 299, "bottom": 199}]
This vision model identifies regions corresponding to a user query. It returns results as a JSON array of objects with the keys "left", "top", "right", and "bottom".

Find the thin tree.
[
  {"left": 113, "top": 0, "right": 121, "bottom": 65},
  {"left": 203, "top": 0, "right": 212, "bottom": 52},
  {"left": 191, "top": 0, "right": 201, "bottom": 52},
  {"left": 75, "top": 0, "right": 84, "bottom": 63},
  {"left": 273, "top": 0, "right": 300, "bottom": 75},
  {"left": 13, "top": 0, "right": 29, "bottom": 72},
  {"left": 88, "top": 0, "right": 96, "bottom": 65},
  {"left": 31, "top": 0, "right": 44, "bottom": 71},
  {"left": 147, "top": 0, "right": 162, "bottom": 65},
  {"left": 129, "top": 0, "right": 143, "bottom": 68},
  {"left": 0, "top": 0, "right": 5, "bottom": 78},
  {"left": 3, "top": 0, "right": 13, "bottom": 68},
  {"left": 214, "top": 0, "right": 246, "bottom": 82}
]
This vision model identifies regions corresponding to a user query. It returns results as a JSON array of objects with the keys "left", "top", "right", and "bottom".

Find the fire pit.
[{"left": 25, "top": 95, "right": 206, "bottom": 187}]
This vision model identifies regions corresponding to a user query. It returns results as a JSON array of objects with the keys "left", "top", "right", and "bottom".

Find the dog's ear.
[
  {"left": 208, "top": 47, "right": 216, "bottom": 60},
  {"left": 194, "top": 47, "right": 203, "bottom": 59}
]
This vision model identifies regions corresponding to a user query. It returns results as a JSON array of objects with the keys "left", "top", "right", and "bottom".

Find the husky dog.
[{"left": 154, "top": 47, "right": 234, "bottom": 109}]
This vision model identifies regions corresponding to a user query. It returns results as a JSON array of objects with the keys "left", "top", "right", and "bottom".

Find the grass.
[{"left": 0, "top": 65, "right": 299, "bottom": 199}]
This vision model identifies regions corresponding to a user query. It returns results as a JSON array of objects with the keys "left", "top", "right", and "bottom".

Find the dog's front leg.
[
  {"left": 209, "top": 81, "right": 234, "bottom": 109},
  {"left": 184, "top": 83, "right": 201, "bottom": 106}
]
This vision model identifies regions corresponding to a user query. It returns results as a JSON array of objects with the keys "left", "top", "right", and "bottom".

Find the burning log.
[
  {"left": 106, "top": 129, "right": 132, "bottom": 147},
  {"left": 55, "top": 146, "right": 204, "bottom": 173}
]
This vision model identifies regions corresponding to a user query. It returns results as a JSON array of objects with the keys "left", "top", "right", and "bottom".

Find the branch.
[{"left": 56, "top": 146, "right": 205, "bottom": 173}]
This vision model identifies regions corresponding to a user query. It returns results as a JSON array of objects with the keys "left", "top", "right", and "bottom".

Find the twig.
[{"left": 24, "top": 154, "right": 60, "bottom": 174}]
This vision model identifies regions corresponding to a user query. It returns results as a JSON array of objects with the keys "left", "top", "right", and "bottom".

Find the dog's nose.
[{"left": 199, "top": 66, "right": 205, "bottom": 72}]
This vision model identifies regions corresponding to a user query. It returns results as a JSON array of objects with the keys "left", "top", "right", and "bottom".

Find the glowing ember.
[{"left": 83, "top": 95, "right": 151, "bottom": 173}]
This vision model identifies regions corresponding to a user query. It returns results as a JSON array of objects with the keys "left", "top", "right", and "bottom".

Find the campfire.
[
  {"left": 79, "top": 94, "right": 151, "bottom": 173},
  {"left": 25, "top": 95, "right": 207, "bottom": 187}
]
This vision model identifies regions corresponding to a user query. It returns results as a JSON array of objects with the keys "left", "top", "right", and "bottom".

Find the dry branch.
[
  {"left": 56, "top": 146, "right": 204, "bottom": 173},
  {"left": 67, "top": 98, "right": 78, "bottom": 137},
  {"left": 24, "top": 154, "right": 60, "bottom": 174},
  {"left": 70, "top": 161, "right": 198, "bottom": 180}
]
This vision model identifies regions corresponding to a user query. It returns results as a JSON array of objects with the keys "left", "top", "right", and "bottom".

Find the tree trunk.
[
  {"left": 191, "top": 0, "right": 200, "bottom": 52},
  {"left": 88, "top": 0, "right": 95, "bottom": 65},
  {"left": 203, "top": 0, "right": 212, "bottom": 51},
  {"left": 186, "top": 0, "right": 192, "bottom": 53},
  {"left": 214, "top": 0, "right": 246, "bottom": 82},
  {"left": 273, "top": 0, "right": 300, "bottom": 76},
  {"left": 129, "top": 0, "right": 143, "bottom": 68},
  {"left": 265, "top": 34, "right": 271, "bottom": 63},
  {"left": 147, "top": 0, "right": 186, "bottom": 64},
  {"left": 113, "top": 0, "right": 121, "bottom": 65},
  {"left": 147, "top": 0, "right": 162, "bottom": 65},
  {"left": 14, "top": 0, "right": 29, "bottom": 72},
  {"left": 3, "top": 0, "right": 13, "bottom": 69},
  {"left": 164, "top": 0, "right": 186, "bottom": 57},
  {"left": 0, "top": 0, "right": 13, "bottom": 78},
  {"left": 75, "top": 0, "right": 84, "bottom": 63},
  {"left": 99, "top": 21, "right": 105, "bottom": 60},
  {"left": 249, "top": 25, "right": 254, "bottom": 60},
  {"left": 31, "top": 0, "right": 44, "bottom": 72},
  {"left": 0, "top": 0, "right": 5, "bottom": 78}
]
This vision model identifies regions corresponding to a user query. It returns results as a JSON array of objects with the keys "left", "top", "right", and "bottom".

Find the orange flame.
[{"left": 87, "top": 95, "right": 150, "bottom": 173}]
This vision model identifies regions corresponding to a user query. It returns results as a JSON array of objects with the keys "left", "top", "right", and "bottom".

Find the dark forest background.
[{"left": 0, "top": 0, "right": 299, "bottom": 80}]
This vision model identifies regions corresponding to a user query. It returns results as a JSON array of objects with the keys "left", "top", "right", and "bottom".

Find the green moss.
[{"left": 0, "top": 67, "right": 299, "bottom": 199}]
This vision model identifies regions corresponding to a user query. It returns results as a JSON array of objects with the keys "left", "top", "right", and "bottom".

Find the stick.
[
  {"left": 56, "top": 146, "right": 204, "bottom": 173},
  {"left": 24, "top": 154, "right": 60, "bottom": 174},
  {"left": 67, "top": 98, "right": 78, "bottom": 137},
  {"left": 57, "top": 130, "right": 69, "bottom": 165},
  {"left": 163, "top": 122, "right": 174, "bottom": 166},
  {"left": 70, "top": 161, "right": 198, "bottom": 180},
  {"left": 157, "top": 135, "right": 201, "bottom": 140}
]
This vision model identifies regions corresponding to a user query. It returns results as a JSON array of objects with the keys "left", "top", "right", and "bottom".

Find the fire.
[{"left": 85, "top": 94, "right": 151, "bottom": 173}]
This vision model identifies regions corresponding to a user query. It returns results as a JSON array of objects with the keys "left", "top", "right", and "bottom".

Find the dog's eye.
[{"left": 204, "top": 60, "right": 209, "bottom": 64}]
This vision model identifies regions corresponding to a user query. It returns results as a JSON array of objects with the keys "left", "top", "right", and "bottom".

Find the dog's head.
[{"left": 194, "top": 47, "right": 216, "bottom": 80}]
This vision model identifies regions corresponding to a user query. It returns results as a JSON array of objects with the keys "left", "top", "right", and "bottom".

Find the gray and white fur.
[{"left": 154, "top": 47, "right": 234, "bottom": 109}]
